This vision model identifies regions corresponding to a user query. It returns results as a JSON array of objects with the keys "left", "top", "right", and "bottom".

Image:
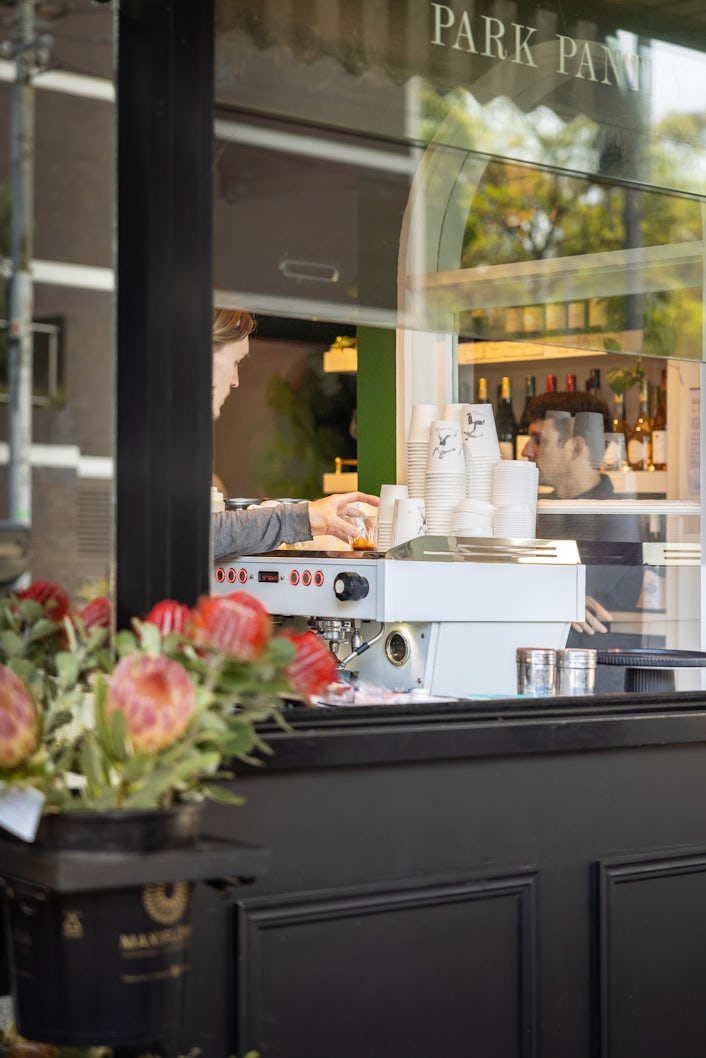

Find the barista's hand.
[
  {"left": 308, "top": 492, "right": 380, "bottom": 543},
  {"left": 571, "top": 595, "right": 612, "bottom": 635}
]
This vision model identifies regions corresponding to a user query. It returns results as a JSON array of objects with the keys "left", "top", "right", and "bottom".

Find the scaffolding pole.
[{"left": 7, "top": 0, "right": 35, "bottom": 530}]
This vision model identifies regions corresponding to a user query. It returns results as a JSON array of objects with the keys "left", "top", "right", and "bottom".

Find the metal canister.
[
  {"left": 556, "top": 648, "right": 597, "bottom": 696},
  {"left": 516, "top": 647, "right": 556, "bottom": 696}
]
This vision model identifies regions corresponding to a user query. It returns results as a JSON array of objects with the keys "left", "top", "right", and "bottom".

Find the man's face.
[
  {"left": 212, "top": 337, "right": 250, "bottom": 420},
  {"left": 523, "top": 417, "right": 570, "bottom": 490}
]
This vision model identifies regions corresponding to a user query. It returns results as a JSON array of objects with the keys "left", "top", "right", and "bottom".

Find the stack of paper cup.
[
  {"left": 390, "top": 498, "right": 427, "bottom": 547},
  {"left": 377, "top": 484, "right": 409, "bottom": 551},
  {"left": 406, "top": 404, "right": 439, "bottom": 499},
  {"left": 450, "top": 498, "right": 494, "bottom": 537},
  {"left": 425, "top": 420, "right": 466, "bottom": 535},
  {"left": 462, "top": 403, "right": 502, "bottom": 502},
  {"left": 492, "top": 461, "right": 539, "bottom": 538}
]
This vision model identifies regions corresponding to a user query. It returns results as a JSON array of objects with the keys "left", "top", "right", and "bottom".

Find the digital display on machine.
[{"left": 258, "top": 570, "right": 280, "bottom": 583}]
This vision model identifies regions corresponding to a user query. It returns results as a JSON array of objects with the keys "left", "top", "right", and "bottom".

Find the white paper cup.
[
  {"left": 408, "top": 404, "right": 440, "bottom": 443},
  {"left": 427, "top": 421, "right": 465, "bottom": 474},
  {"left": 390, "top": 498, "right": 427, "bottom": 547},
  {"left": 379, "top": 483, "right": 409, "bottom": 524},
  {"left": 574, "top": 411, "right": 607, "bottom": 470},
  {"left": 462, "top": 404, "right": 502, "bottom": 457}
]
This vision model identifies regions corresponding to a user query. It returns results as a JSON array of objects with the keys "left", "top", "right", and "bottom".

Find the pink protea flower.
[
  {"left": 0, "top": 666, "right": 39, "bottom": 770},
  {"left": 105, "top": 654, "right": 196, "bottom": 753},
  {"left": 145, "top": 599, "right": 191, "bottom": 636},
  {"left": 190, "top": 594, "right": 271, "bottom": 660}
]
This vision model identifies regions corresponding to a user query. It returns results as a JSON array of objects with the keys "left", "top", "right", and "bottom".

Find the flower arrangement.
[{"left": 0, "top": 581, "right": 338, "bottom": 824}]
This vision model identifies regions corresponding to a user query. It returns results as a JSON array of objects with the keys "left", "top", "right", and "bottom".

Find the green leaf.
[
  {"left": 123, "top": 751, "right": 222, "bottom": 808},
  {"left": 79, "top": 736, "right": 110, "bottom": 796},
  {"left": 30, "top": 617, "right": 62, "bottom": 642},
  {"left": 201, "top": 784, "right": 244, "bottom": 806},
  {"left": 114, "top": 628, "right": 139, "bottom": 656},
  {"left": 55, "top": 651, "right": 81, "bottom": 689},
  {"left": 136, "top": 620, "right": 162, "bottom": 656},
  {"left": 0, "top": 630, "right": 24, "bottom": 658},
  {"left": 120, "top": 750, "right": 156, "bottom": 783},
  {"left": 107, "top": 708, "right": 130, "bottom": 761}
]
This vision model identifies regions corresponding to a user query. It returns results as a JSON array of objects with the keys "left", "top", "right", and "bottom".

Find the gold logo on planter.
[
  {"left": 142, "top": 882, "right": 189, "bottom": 925},
  {"left": 62, "top": 911, "right": 84, "bottom": 939}
]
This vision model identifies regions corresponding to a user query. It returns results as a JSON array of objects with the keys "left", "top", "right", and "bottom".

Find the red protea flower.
[
  {"left": 145, "top": 599, "right": 191, "bottom": 636},
  {"left": 105, "top": 654, "right": 196, "bottom": 753},
  {"left": 190, "top": 594, "right": 271, "bottom": 660},
  {"left": 17, "top": 581, "right": 70, "bottom": 621},
  {"left": 0, "top": 666, "right": 39, "bottom": 770},
  {"left": 75, "top": 595, "right": 112, "bottom": 631},
  {"left": 280, "top": 631, "right": 339, "bottom": 701}
]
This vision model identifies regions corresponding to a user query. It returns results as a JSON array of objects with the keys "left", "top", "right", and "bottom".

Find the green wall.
[{"left": 356, "top": 326, "right": 397, "bottom": 494}]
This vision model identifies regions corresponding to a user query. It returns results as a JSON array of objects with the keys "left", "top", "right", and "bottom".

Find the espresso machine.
[{"left": 212, "top": 536, "right": 585, "bottom": 699}]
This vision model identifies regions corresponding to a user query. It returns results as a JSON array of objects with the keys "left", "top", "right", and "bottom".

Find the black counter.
[{"left": 183, "top": 692, "right": 706, "bottom": 1058}]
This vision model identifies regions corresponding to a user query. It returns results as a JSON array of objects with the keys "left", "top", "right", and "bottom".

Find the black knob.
[{"left": 333, "top": 572, "right": 369, "bottom": 601}]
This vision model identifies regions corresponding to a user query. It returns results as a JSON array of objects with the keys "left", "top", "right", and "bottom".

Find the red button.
[
  {"left": 238, "top": 568, "right": 248, "bottom": 583},
  {"left": 290, "top": 571, "right": 300, "bottom": 585},
  {"left": 302, "top": 570, "right": 312, "bottom": 586},
  {"left": 313, "top": 571, "right": 324, "bottom": 586},
  {"left": 215, "top": 568, "right": 225, "bottom": 583},
  {"left": 227, "top": 568, "right": 237, "bottom": 583}
]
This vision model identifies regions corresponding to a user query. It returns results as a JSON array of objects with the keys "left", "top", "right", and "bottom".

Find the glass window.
[{"left": 214, "top": 0, "right": 706, "bottom": 698}]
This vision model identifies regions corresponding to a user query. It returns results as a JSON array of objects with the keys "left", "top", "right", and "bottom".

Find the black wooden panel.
[
  {"left": 599, "top": 851, "right": 706, "bottom": 1058},
  {"left": 236, "top": 872, "right": 539, "bottom": 1058}
]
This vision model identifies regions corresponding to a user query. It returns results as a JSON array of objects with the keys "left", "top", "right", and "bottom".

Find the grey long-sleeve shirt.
[{"left": 212, "top": 502, "right": 313, "bottom": 562}]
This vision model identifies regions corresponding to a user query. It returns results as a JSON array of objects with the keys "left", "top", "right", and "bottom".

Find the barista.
[
  {"left": 523, "top": 391, "right": 645, "bottom": 689},
  {"left": 211, "top": 307, "right": 378, "bottom": 561}
]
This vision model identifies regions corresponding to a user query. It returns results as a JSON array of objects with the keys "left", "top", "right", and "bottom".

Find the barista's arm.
[
  {"left": 213, "top": 502, "right": 311, "bottom": 561},
  {"left": 212, "top": 491, "right": 380, "bottom": 561}
]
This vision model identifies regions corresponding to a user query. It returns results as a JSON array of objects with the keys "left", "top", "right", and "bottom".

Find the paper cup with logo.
[
  {"left": 462, "top": 404, "right": 501, "bottom": 458},
  {"left": 427, "top": 420, "right": 465, "bottom": 474}
]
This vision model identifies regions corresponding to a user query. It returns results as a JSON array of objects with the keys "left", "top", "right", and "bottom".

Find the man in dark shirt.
[{"left": 522, "top": 391, "right": 646, "bottom": 689}]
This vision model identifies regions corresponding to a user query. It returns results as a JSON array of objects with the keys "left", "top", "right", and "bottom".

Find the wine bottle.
[
  {"left": 628, "top": 379, "right": 652, "bottom": 470},
  {"left": 611, "top": 392, "right": 629, "bottom": 444},
  {"left": 545, "top": 374, "right": 557, "bottom": 393},
  {"left": 586, "top": 368, "right": 601, "bottom": 393},
  {"left": 496, "top": 376, "right": 517, "bottom": 460},
  {"left": 476, "top": 376, "right": 490, "bottom": 404},
  {"left": 603, "top": 392, "right": 629, "bottom": 471},
  {"left": 566, "top": 373, "right": 577, "bottom": 392},
  {"left": 515, "top": 375, "right": 536, "bottom": 460},
  {"left": 652, "top": 368, "right": 667, "bottom": 470}
]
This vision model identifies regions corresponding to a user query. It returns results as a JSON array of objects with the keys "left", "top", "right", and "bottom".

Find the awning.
[
  {"left": 215, "top": 0, "right": 706, "bottom": 89},
  {"left": 214, "top": 0, "right": 662, "bottom": 133}
]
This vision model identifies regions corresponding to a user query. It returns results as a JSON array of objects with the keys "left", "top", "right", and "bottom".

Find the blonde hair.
[{"left": 212, "top": 307, "right": 256, "bottom": 348}]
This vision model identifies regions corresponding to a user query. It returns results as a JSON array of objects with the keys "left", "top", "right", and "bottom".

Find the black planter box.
[{"left": 0, "top": 835, "right": 270, "bottom": 1047}]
